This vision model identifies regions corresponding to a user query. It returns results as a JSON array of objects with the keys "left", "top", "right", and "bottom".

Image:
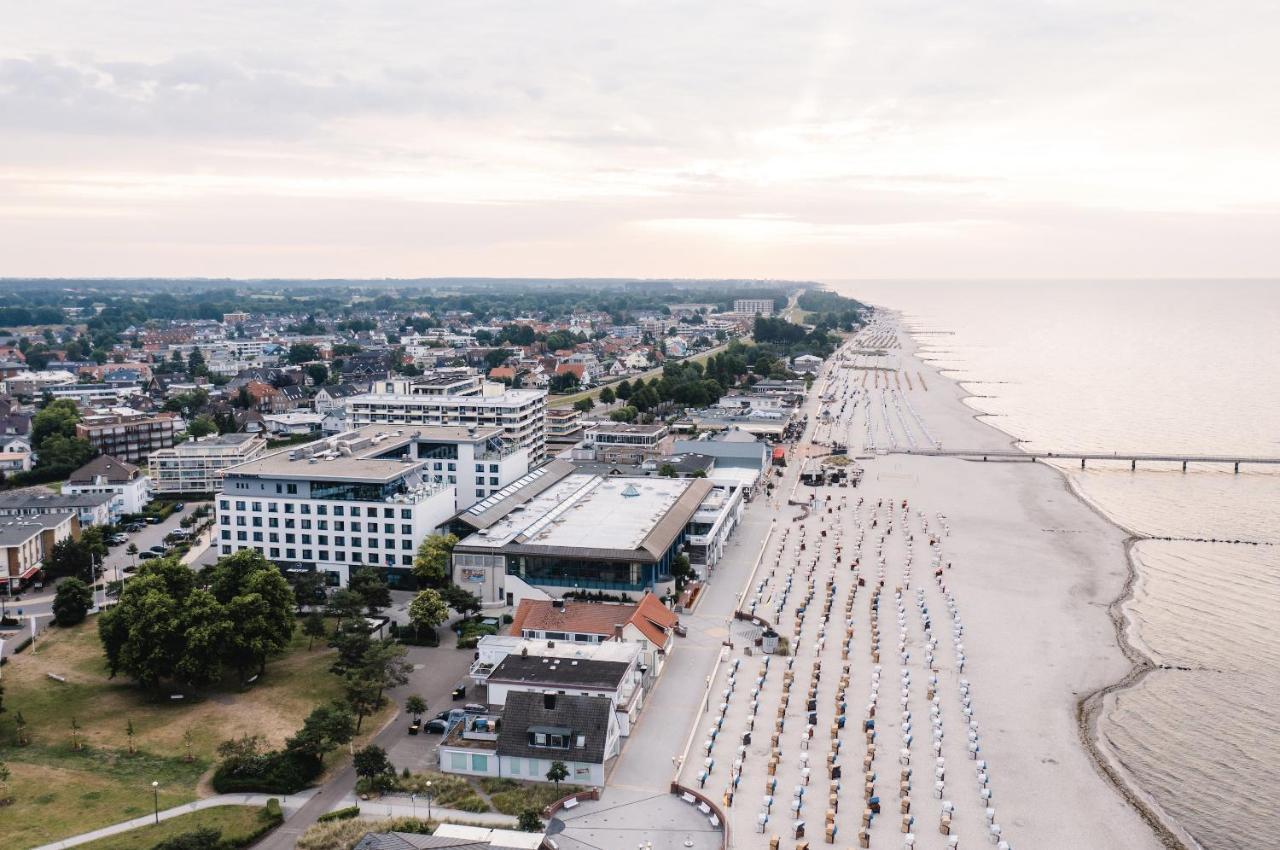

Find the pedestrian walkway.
[
  {"left": 346, "top": 793, "right": 519, "bottom": 826},
  {"left": 29, "top": 790, "right": 320, "bottom": 850}
]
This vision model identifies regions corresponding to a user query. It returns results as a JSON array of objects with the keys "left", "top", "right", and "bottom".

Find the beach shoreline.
[{"left": 887, "top": 306, "right": 1196, "bottom": 850}]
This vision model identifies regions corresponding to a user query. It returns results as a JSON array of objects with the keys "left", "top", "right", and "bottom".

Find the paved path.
[
  {"left": 252, "top": 630, "right": 476, "bottom": 849},
  {"left": 347, "top": 794, "right": 518, "bottom": 826},
  {"left": 28, "top": 791, "right": 319, "bottom": 850}
]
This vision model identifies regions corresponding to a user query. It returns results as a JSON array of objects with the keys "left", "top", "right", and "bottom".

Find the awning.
[{"left": 19, "top": 566, "right": 40, "bottom": 580}]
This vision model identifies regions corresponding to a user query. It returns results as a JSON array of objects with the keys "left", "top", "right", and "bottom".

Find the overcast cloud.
[{"left": 2, "top": 0, "right": 1278, "bottom": 278}]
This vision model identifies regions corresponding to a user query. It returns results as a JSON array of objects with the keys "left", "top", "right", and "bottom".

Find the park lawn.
[
  {"left": 479, "top": 777, "right": 584, "bottom": 816},
  {"left": 0, "top": 615, "right": 345, "bottom": 847},
  {"left": 72, "top": 805, "right": 278, "bottom": 850}
]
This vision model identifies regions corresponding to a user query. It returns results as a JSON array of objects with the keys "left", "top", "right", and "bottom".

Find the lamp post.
[
  {"left": 152, "top": 781, "right": 160, "bottom": 825},
  {"left": 410, "top": 792, "right": 417, "bottom": 819},
  {"left": 425, "top": 780, "right": 433, "bottom": 822}
]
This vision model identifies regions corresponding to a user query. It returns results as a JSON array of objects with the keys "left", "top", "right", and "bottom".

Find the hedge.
[{"left": 316, "top": 805, "right": 360, "bottom": 823}]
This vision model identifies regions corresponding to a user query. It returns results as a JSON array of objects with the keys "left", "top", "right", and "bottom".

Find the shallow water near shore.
[{"left": 829, "top": 279, "right": 1280, "bottom": 849}]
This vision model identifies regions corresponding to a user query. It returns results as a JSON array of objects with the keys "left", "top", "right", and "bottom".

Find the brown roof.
[{"left": 510, "top": 591, "right": 676, "bottom": 649}]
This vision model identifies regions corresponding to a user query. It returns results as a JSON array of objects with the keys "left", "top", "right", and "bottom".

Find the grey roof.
[
  {"left": 496, "top": 691, "right": 614, "bottom": 765},
  {"left": 488, "top": 654, "right": 629, "bottom": 689},
  {"left": 0, "top": 489, "right": 113, "bottom": 511},
  {"left": 318, "top": 383, "right": 361, "bottom": 399},
  {"left": 654, "top": 453, "right": 716, "bottom": 475},
  {"left": 0, "top": 512, "right": 75, "bottom": 546},
  {"left": 67, "top": 454, "right": 142, "bottom": 484},
  {"left": 458, "top": 459, "right": 577, "bottom": 531}
]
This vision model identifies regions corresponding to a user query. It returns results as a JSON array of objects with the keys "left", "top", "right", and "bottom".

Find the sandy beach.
[{"left": 676, "top": 313, "right": 1169, "bottom": 849}]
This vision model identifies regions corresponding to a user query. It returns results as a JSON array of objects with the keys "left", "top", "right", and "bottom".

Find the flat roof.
[
  {"left": 457, "top": 474, "right": 712, "bottom": 561},
  {"left": 488, "top": 654, "right": 630, "bottom": 688},
  {"left": 0, "top": 512, "right": 74, "bottom": 546},
  {"left": 0, "top": 489, "right": 113, "bottom": 510}
]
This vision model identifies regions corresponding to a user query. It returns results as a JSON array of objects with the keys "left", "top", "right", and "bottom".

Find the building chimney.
[{"left": 613, "top": 623, "right": 624, "bottom": 641}]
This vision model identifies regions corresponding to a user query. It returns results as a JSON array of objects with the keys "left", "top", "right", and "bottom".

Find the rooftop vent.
[{"left": 621, "top": 484, "right": 640, "bottom": 498}]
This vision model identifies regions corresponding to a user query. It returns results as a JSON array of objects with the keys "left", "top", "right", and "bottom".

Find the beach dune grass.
[{"left": 0, "top": 616, "right": 343, "bottom": 847}]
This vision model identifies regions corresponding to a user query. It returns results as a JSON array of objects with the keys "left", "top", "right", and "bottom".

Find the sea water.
[{"left": 831, "top": 279, "right": 1280, "bottom": 850}]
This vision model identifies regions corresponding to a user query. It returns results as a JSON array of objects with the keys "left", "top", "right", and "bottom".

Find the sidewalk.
[
  {"left": 346, "top": 793, "right": 519, "bottom": 826},
  {"left": 29, "top": 790, "right": 320, "bottom": 850}
]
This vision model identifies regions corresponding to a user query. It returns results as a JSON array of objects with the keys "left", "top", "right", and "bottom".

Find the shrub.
[
  {"left": 264, "top": 798, "right": 283, "bottom": 820},
  {"left": 316, "top": 805, "right": 360, "bottom": 822},
  {"left": 211, "top": 749, "right": 322, "bottom": 794}
]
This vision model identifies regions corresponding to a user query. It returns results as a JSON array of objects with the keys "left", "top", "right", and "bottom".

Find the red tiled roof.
[{"left": 509, "top": 592, "right": 675, "bottom": 649}]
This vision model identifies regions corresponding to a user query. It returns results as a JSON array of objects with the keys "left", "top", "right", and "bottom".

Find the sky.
[{"left": 2, "top": 0, "right": 1279, "bottom": 280}]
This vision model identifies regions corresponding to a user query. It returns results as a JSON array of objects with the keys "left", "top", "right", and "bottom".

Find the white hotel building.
[
  {"left": 345, "top": 374, "right": 548, "bottom": 462},
  {"left": 216, "top": 425, "right": 530, "bottom": 587}
]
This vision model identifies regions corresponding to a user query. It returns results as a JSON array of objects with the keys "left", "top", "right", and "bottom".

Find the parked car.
[
  {"left": 422, "top": 719, "right": 448, "bottom": 734},
  {"left": 172, "top": 503, "right": 185, "bottom": 512},
  {"left": 145, "top": 516, "right": 162, "bottom": 525},
  {"left": 123, "top": 523, "right": 144, "bottom": 533},
  {"left": 148, "top": 545, "right": 168, "bottom": 556},
  {"left": 408, "top": 719, "right": 421, "bottom": 735},
  {"left": 463, "top": 703, "right": 487, "bottom": 714},
  {"left": 138, "top": 551, "right": 159, "bottom": 560},
  {"left": 108, "top": 534, "right": 128, "bottom": 545},
  {"left": 434, "top": 709, "right": 466, "bottom": 726}
]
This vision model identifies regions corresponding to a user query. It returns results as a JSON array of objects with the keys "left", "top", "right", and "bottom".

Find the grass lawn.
[
  {"left": 479, "top": 777, "right": 584, "bottom": 816},
  {"left": 0, "top": 616, "right": 354, "bottom": 848},
  {"left": 72, "top": 805, "right": 278, "bottom": 850}
]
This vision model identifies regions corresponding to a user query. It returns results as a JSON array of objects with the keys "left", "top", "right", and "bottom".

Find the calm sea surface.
[{"left": 830, "top": 279, "right": 1280, "bottom": 850}]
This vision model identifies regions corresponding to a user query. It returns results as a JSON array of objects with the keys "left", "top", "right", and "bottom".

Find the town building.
[
  {"left": 544, "top": 407, "right": 583, "bottom": 446},
  {"left": 733, "top": 298, "right": 775, "bottom": 316},
  {"left": 580, "top": 422, "right": 669, "bottom": 464},
  {"left": 453, "top": 469, "right": 710, "bottom": 601},
  {"left": 0, "top": 488, "right": 114, "bottom": 528},
  {"left": 438, "top": 691, "right": 619, "bottom": 787},
  {"left": 0, "top": 512, "right": 77, "bottom": 592},
  {"left": 214, "top": 425, "right": 523, "bottom": 586},
  {"left": 506, "top": 594, "right": 678, "bottom": 674},
  {"left": 2, "top": 369, "right": 78, "bottom": 396},
  {"left": 75, "top": 409, "right": 180, "bottom": 464},
  {"left": 62, "top": 455, "right": 152, "bottom": 519},
  {"left": 149, "top": 432, "right": 267, "bottom": 495},
  {"left": 346, "top": 375, "right": 548, "bottom": 461}
]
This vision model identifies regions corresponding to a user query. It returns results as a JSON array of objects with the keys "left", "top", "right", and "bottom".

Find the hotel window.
[
  {"left": 302, "top": 534, "right": 311, "bottom": 544},
  {"left": 318, "top": 535, "right": 328, "bottom": 545},
  {"left": 269, "top": 517, "right": 279, "bottom": 528},
  {"left": 252, "top": 516, "right": 262, "bottom": 527},
  {"left": 383, "top": 523, "right": 393, "bottom": 534},
  {"left": 220, "top": 530, "right": 231, "bottom": 540},
  {"left": 286, "top": 484, "right": 297, "bottom": 494},
  {"left": 475, "top": 464, "right": 483, "bottom": 473},
  {"left": 301, "top": 519, "right": 311, "bottom": 529},
  {"left": 385, "top": 538, "right": 394, "bottom": 550},
  {"left": 475, "top": 477, "right": 484, "bottom": 486},
  {"left": 317, "top": 520, "right": 327, "bottom": 530},
  {"left": 489, "top": 464, "right": 499, "bottom": 473},
  {"left": 284, "top": 503, "right": 294, "bottom": 513},
  {"left": 334, "top": 506, "right": 344, "bottom": 516},
  {"left": 251, "top": 501, "right": 262, "bottom": 511},
  {"left": 335, "top": 536, "right": 345, "bottom": 546},
  {"left": 490, "top": 477, "right": 498, "bottom": 485},
  {"left": 285, "top": 519, "right": 295, "bottom": 529},
  {"left": 286, "top": 533, "right": 296, "bottom": 544},
  {"left": 220, "top": 515, "right": 230, "bottom": 525},
  {"left": 301, "top": 503, "right": 310, "bottom": 514},
  {"left": 351, "top": 551, "right": 362, "bottom": 562},
  {"left": 286, "top": 549, "right": 296, "bottom": 559},
  {"left": 450, "top": 753, "right": 466, "bottom": 771},
  {"left": 368, "top": 553, "right": 379, "bottom": 564},
  {"left": 400, "top": 509, "right": 411, "bottom": 519},
  {"left": 401, "top": 524, "right": 411, "bottom": 535},
  {"left": 219, "top": 500, "right": 230, "bottom": 510},
  {"left": 401, "top": 555, "right": 412, "bottom": 565},
  {"left": 351, "top": 521, "right": 361, "bottom": 532},
  {"left": 268, "top": 502, "right": 278, "bottom": 512},
  {"left": 335, "top": 521, "right": 345, "bottom": 531},
  {"left": 235, "top": 516, "right": 246, "bottom": 526},
  {"left": 269, "top": 533, "right": 279, "bottom": 543},
  {"left": 350, "top": 506, "right": 361, "bottom": 516},
  {"left": 318, "top": 550, "right": 329, "bottom": 560},
  {"left": 302, "top": 550, "right": 312, "bottom": 560},
  {"left": 236, "top": 531, "right": 247, "bottom": 541},
  {"left": 235, "top": 500, "right": 246, "bottom": 511},
  {"left": 401, "top": 539, "right": 412, "bottom": 549},
  {"left": 276, "top": 484, "right": 282, "bottom": 494},
  {"left": 316, "top": 505, "right": 327, "bottom": 515},
  {"left": 252, "top": 532, "right": 263, "bottom": 542}
]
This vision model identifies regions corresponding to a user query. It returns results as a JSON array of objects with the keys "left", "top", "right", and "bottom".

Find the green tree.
[
  {"left": 671, "top": 554, "right": 695, "bottom": 593},
  {"left": 349, "top": 567, "right": 391, "bottom": 615},
  {"left": 599, "top": 386, "right": 616, "bottom": 404},
  {"left": 517, "top": 809, "right": 544, "bottom": 832},
  {"left": 616, "top": 379, "right": 632, "bottom": 400},
  {"left": 32, "top": 434, "right": 95, "bottom": 474},
  {"left": 287, "top": 701, "right": 356, "bottom": 761},
  {"left": 344, "top": 671, "right": 386, "bottom": 733},
  {"left": 187, "top": 347, "right": 207, "bottom": 375},
  {"left": 292, "top": 570, "right": 324, "bottom": 612},
  {"left": 175, "top": 589, "right": 230, "bottom": 687},
  {"left": 573, "top": 397, "right": 594, "bottom": 413},
  {"left": 325, "top": 588, "right": 366, "bottom": 630},
  {"left": 359, "top": 639, "right": 412, "bottom": 704},
  {"left": 405, "top": 694, "right": 427, "bottom": 721},
  {"left": 153, "top": 828, "right": 222, "bottom": 850},
  {"left": 31, "top": 398, "right": 81, "bottom": 445},
  {"left": 352, "top": 745, "right": 394, "bottom": 787},
  {"left": 186, "top": 414, "right": 217, "bottom": 439},
  {"left": 408, "top": 589, "right": 448, "bottom": 640},
  {"left": 609, "top": 406, "right": 638, "bottom": 423},
  {"left": 52, "top": 577, "right": 93, "bottom": 625},
  {"left": 484, "top": 348, "right": 513, "bottom": 369},
  {"left": 303, "top": 611, "right": 327, "bottom": 650},
  {"left": 305, "top": 363, "right": 329, "bottom": 386},
  {"left": 329, "top": 629, "right": 373, "bottom": 674},
  {"left": 439, "top": 584, "right": 481, "bottom": 618},
  {"left": 658, "top": 463, "right": 677, "bottom": 478},
  {"left": 546, "top": 760, "right": 569, "bottom": 790},
  {"left": 288, "top": 343, "right": 319, "bottom": 364},
  {"left": 412, "top": 533, "right": 457, "bottom": 587}
]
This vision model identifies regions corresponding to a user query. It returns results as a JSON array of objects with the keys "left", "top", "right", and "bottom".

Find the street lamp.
[
  {"left": 152, "top": 781, "right": 160, "bottom": 825},
  {"left": 410, "top": 792, "right": 417, "bottom": 819},
  {"left": 425, "top": 780, "right": 433, "bottom": 822}
]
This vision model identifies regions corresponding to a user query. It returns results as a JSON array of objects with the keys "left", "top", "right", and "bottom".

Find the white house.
[{"left": 62, "top": 455, "right": 152, "bottom": 518}]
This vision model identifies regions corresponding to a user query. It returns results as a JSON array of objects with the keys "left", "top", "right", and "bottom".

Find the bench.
[
  {"left": 46, "top": 673, "right": 66, "bottom": 683},
  {"left": 682, "top": 792, "right": 697, "bottom": 804},
  {"left": 561, "top": 797, "right": 579, "bottom": 811}
]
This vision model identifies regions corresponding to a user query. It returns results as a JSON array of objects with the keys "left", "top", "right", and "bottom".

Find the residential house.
[
  {"left": 0, "top": 511, "right": 77, "bottom": 592},
  {"left": 508, "top": 594, "right": 679, "bottom": 674},
  {"left": 62, "top": 454, "right": 152, "bottom": 518}
]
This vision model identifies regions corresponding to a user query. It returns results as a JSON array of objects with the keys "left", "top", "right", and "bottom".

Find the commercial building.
[
  {"left": 76, "top": 409, "right": 180, "bottom": 464},
  {"left": 2, "top": 369, "right": 78, "bottom": 396},
  {"left": 452, "top": 466, "right": 713, "bottom": 601},
  {"left": 0, "top": 512, "right": 77, "bottom": 592},
  {"left": 346, "top": 375, "right": 548, "bottom": 461},
  {"left": 545, "top": 407, "right": 583, "bottom": 445},
  {"left": 62, "top": 455, "right": 152, "bottom": 519},
  {"left": 734, "top": 298, "right": 775, "bottom": 316},
  {"left": 149, "top": 433, "right": 267, "bottom": 495},
  {"left": 580, "top": 422, "right": 669, "bottom": 464},
  {"left": 215, "top": 425, "right": 527, "bottom": 586},
  {"left": 0, "top": 489, "right": 113, "bottom": 528}
]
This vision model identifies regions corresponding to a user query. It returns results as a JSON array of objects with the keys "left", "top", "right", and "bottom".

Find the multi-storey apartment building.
[
  {"left": 149, "top": 433, "right": 267, "bottom": 494},
  {"left": 346, "top": 375, "right": 548, "bottom": 462},
  {"left": 733, "top": 298, "right": 775, "bottom": 316},
  {"left": 75, "top": 409, "right": 179, "bottom": 464}
]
